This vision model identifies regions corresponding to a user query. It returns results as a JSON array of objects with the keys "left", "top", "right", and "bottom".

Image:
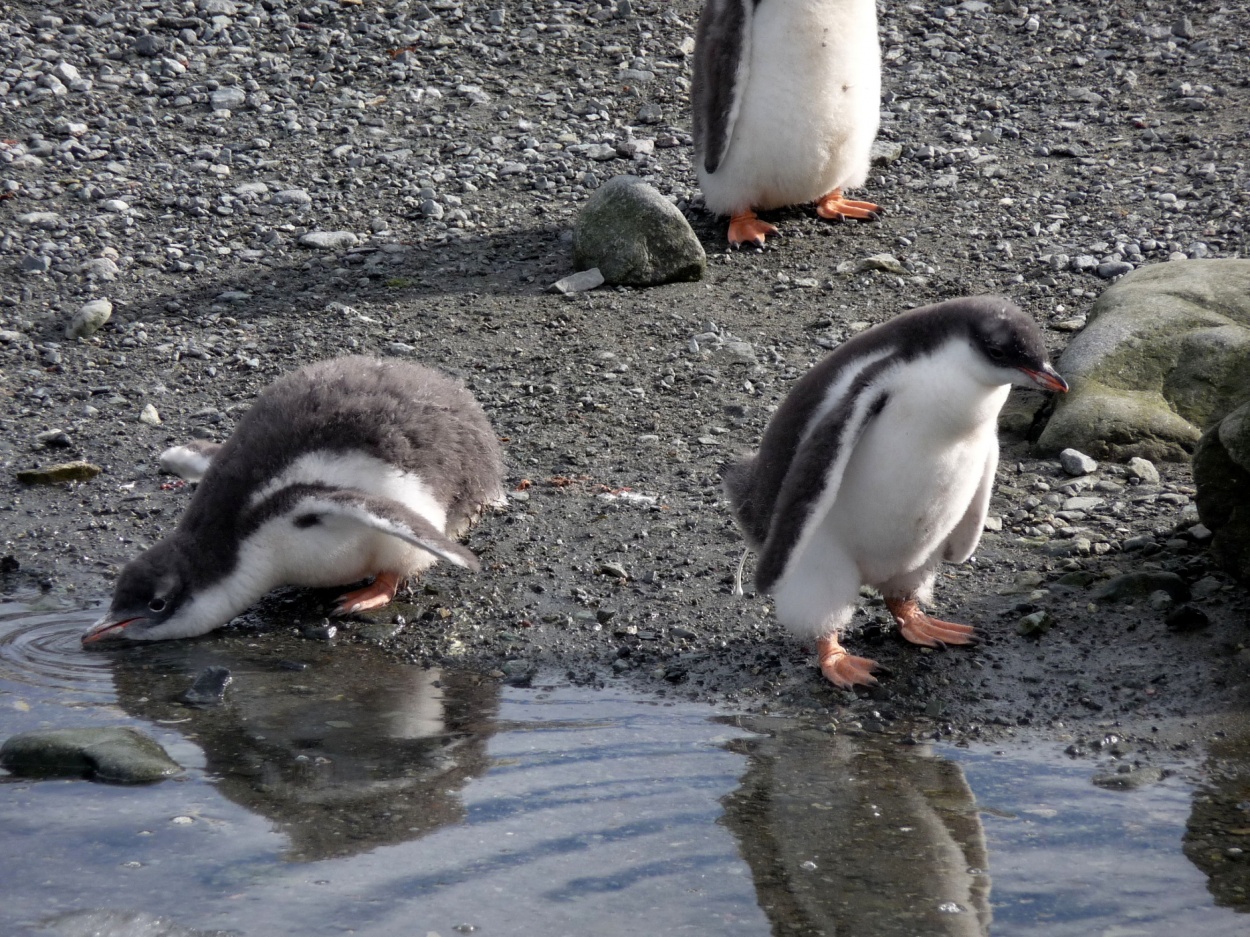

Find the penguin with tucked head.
[
  {"left": 84, "top": 356, "right": 505, "bottom": 643},
  {"left": 724, "top": 297, "right": 1068, "bottom": 688},
  {"left": 692, "top": 0, "right": 883, "bottom": 247}
]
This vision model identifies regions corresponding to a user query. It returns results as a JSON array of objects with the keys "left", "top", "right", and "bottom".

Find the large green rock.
[
  {"left": 1193, "top": 400, "right": 1250, "bottom": 581},
  {"left": 1038, "top": 260, "right": 1250, "bottom": 461},
  {"left": 573, "top": 175, "right": 706, "bottom": 286},
  {"left": 0, "top": 726, "right": 182, "bottom": 784}
]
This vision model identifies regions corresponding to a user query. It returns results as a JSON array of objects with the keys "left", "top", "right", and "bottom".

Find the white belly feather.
[
  {"left": 698, "top": 0, "right": 881, "bottom": 215},
  {"left": 829, "top": 417, "right": 998, "bottom": 585},
  {"left": 819, "top": 353, "right": 1010, "bottom": 586},
  {"left": 170, "top": 451, "right": 449, "bottom": 637}
]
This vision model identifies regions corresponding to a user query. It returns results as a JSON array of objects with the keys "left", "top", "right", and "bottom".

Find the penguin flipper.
[
  {"left": 290, "top": 488, "right": 482, "bottom": 571},
  {"left": 159, "top": 440, "right": 223, "bottom": 483},
  {"left": 942, "top": 443, "right": 998, "bottom": 564},
  {"left": 692, "top": 0, "right": 754, "bottom": 175},
  {"left": 755, "top": 388, "right": 891, "bottom": 593}
]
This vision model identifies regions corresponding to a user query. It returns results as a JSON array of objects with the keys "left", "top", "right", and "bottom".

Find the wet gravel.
[{"left": 1, "top": 0, "right": 1249, "bottom": 753}]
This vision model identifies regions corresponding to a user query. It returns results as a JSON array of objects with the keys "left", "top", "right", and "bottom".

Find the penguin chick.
[
  {"left": 723, "top": 297, "right": 1068, "bottom": 689},
  {"left": 692, "top": 0, "right": 882, "bottom": 248},
  {"left": 84, "top": 356, "right": 505, "bottom": 643}
]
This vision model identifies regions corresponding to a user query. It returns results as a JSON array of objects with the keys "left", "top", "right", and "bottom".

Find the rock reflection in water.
[
  {"left": 1184, "top": 722, "right": 1250, "bottom": 913},
  {"left": 721, "top": 719, "right": 991, "bottom": 937},
  {"left": 106, "top": 636, "right": 499, "bottom": 861}
]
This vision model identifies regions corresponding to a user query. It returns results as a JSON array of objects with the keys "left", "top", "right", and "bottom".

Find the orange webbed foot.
[
  {"left": 885, "top": 597, "right": 977, "bottom": 648},
  {"left": 816, "top": 188, "right": 881, "bottom": 221},
  {"left": 334, "top": 570, "right": 402, "bottom": 615},
  {"left": 816, "top": 633, "right": 880, "bottom": 689},
  {"left": 728, "top": 210, "right": 779, "bottom": 248}
]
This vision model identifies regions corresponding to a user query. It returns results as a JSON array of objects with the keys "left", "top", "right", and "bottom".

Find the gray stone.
[
  {"left": 573, "top": 175, "right": 705, "bottom": 286},
  {"left": 15, "top": 461, "right": 102, "bottom": 485},
  {"left": 1062, "top": 496, "right": 1103, "bottom": 512},
  {"left": 584, "top": 143, "right": 618, "bottom": 161},
  {"left": 210, "top": 86, "right": 246, "bottom": 111},
  {"left": 0, "top": 727, "right": 182, "bottom": 783},
  {"left": 1096, "top": 261, "right": 1134, "bottom": 279},
  {"left": 1092, "top": 571, "right": 1190, "bottom": 604},
  {"left": 1016, "top": 610, "right": 1052, "bottom": 637},
  {"left": 1193, "top": 399, "right": 1250, "bottom": 581},
  {"left": 1165, "top": 604, "right": 1210, "bottom": 631},
  {"left": 1038, "top": 260, "right": 1250, "bottom": 462},
  {"left": 298, "top": 231, "right": 359, "bottom": 250},
  {"left": 855, "top": 253, "right": 906, "bottom": 275},
  {"left": 134, "top": 34, "right": 164, "bottom": 57},
  {"left": 271, "top": 188, "right": 312, "bottom": 206},
  {"left": 636, "top": 103, "right": 662, "bottom": 124},
  {"left": 1127, "top": 456, "right": 1161, "bottom": 485},
  {"left": 549, "top": 268, "right": 605, "bottom": 294},
  {"left": 20, "top": 254, "right": 50, "bottom": 273},
  {"left": 233, "top": 181, "right": 269, "bottom": 198},
  {"left": 68, "top": 298, "right": 113, "bottom": 339},
  {"left": 139, "top": 403, "right": 162, "bottom": 426},
  {"left": 17, "top": 211, "right": 65, "bottom": 230},
  {"left": 1059, "top": 448, "right": 1098, "bottom": 476},
  {"left": 869, "top": 140, "right": 903, "bottom": 165},
  {"left": 80, "top": 257, "right": 120, "bottom": 280}
]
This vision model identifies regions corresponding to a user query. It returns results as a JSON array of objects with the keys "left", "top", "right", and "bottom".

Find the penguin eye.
[
  {"left": 293, "top": 514, "right": 321, "bottom": 529},
  {"left": 148, "top": 597, "right": 167, "bottom": 613},
  {"left": 986, "top": 347, "right": 1006, "bottom": 362}
]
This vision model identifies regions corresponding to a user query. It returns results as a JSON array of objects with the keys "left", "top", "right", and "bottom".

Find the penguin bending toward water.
[
  {"left": 692, "top": 0, "right": 883, "bottom": 247},
  {"left": 84, "top": 356, "right": 505, "bottom": 643},
  {"left": 723, "top": 297, "right": 1068, "bottom": 688}
]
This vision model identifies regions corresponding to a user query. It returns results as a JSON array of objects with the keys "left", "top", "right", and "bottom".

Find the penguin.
[
  {"left": 692, "top": 0, "right": 883, "bottom": 248},
  {"left": 83, "top": 356, "right": 506, "bottom": 643},
  {"left": 723, "top": 297, "right": 1068, "bottom": 688}
]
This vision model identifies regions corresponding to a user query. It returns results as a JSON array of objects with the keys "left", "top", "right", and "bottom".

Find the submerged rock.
[
  {"left": 573, "top": 175, "right": 705, "bottom": 286},
  {"left": 0, "top": 726, "right": 182, "bottom": 783},
  {"left": 178, "top": 666, "right": 233, "bottom": 708},
  {"left": 1038, "top": 260, "right": 1250, "bottom": 461},
  {"left": 40, "top": 908, "right": 233, "bottom": 937},
  {"left": 1092, "top": 765, "right": 1163, "bottom": 790}
]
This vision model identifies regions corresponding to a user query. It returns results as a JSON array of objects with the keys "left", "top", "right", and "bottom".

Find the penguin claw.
[
  {"left": 886, "top": 598, "right": 978, "bottom": 648},
  {"left": 728, "top": 211, "right": 779, "bottom": 248},
  {"left": 816, "top": 189, "right": 882, "bottom": 222},
  {"left": 816, "top": 634, "right": 880, "bottom": 689},
  {"left": 333, "top": 571, "right": 402, "bottom": 615}
]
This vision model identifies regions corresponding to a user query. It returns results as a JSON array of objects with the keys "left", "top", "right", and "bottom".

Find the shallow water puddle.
[
  {"left": 954, "top": 746, "right": 1242, "bottom": 935},
  {"left": 2, "top": 601, "right": 1246, "bottom": 936}
]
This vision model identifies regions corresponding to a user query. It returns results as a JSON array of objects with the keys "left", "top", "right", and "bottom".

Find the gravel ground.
[{"left": 2, "top": 0, "right": 1249, "bottom": 762}]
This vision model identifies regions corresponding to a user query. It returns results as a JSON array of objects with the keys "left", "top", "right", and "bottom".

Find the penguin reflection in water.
[
  {"left": 84, "top": 356, "right": 505, "bottom": 643},
  {"left": 724, "top": 297, "right": 1068, "bottom": 688},
  {"left": 692, "top": 0, "right": 883, "bottom": 247}
]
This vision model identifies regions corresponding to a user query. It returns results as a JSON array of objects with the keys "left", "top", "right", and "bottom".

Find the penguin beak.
[
  {"left": 1020, "top": 363, "right": 1068, "bottom": 393},
  {"left": 82, "top": 614, "right": 143, "bottom": 645}
]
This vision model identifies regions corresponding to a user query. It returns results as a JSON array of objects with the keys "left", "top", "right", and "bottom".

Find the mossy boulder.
[
  {"left": 1038, "top": 260, "right": 1250, "bottom": 461},
  {"left": 573, "top": 175, "right": 706, "bottom": 286}
]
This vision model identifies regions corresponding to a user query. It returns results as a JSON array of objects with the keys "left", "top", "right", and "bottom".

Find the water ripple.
[{"left": 0, "top": 602, "right": 111, "bottom": 697}]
